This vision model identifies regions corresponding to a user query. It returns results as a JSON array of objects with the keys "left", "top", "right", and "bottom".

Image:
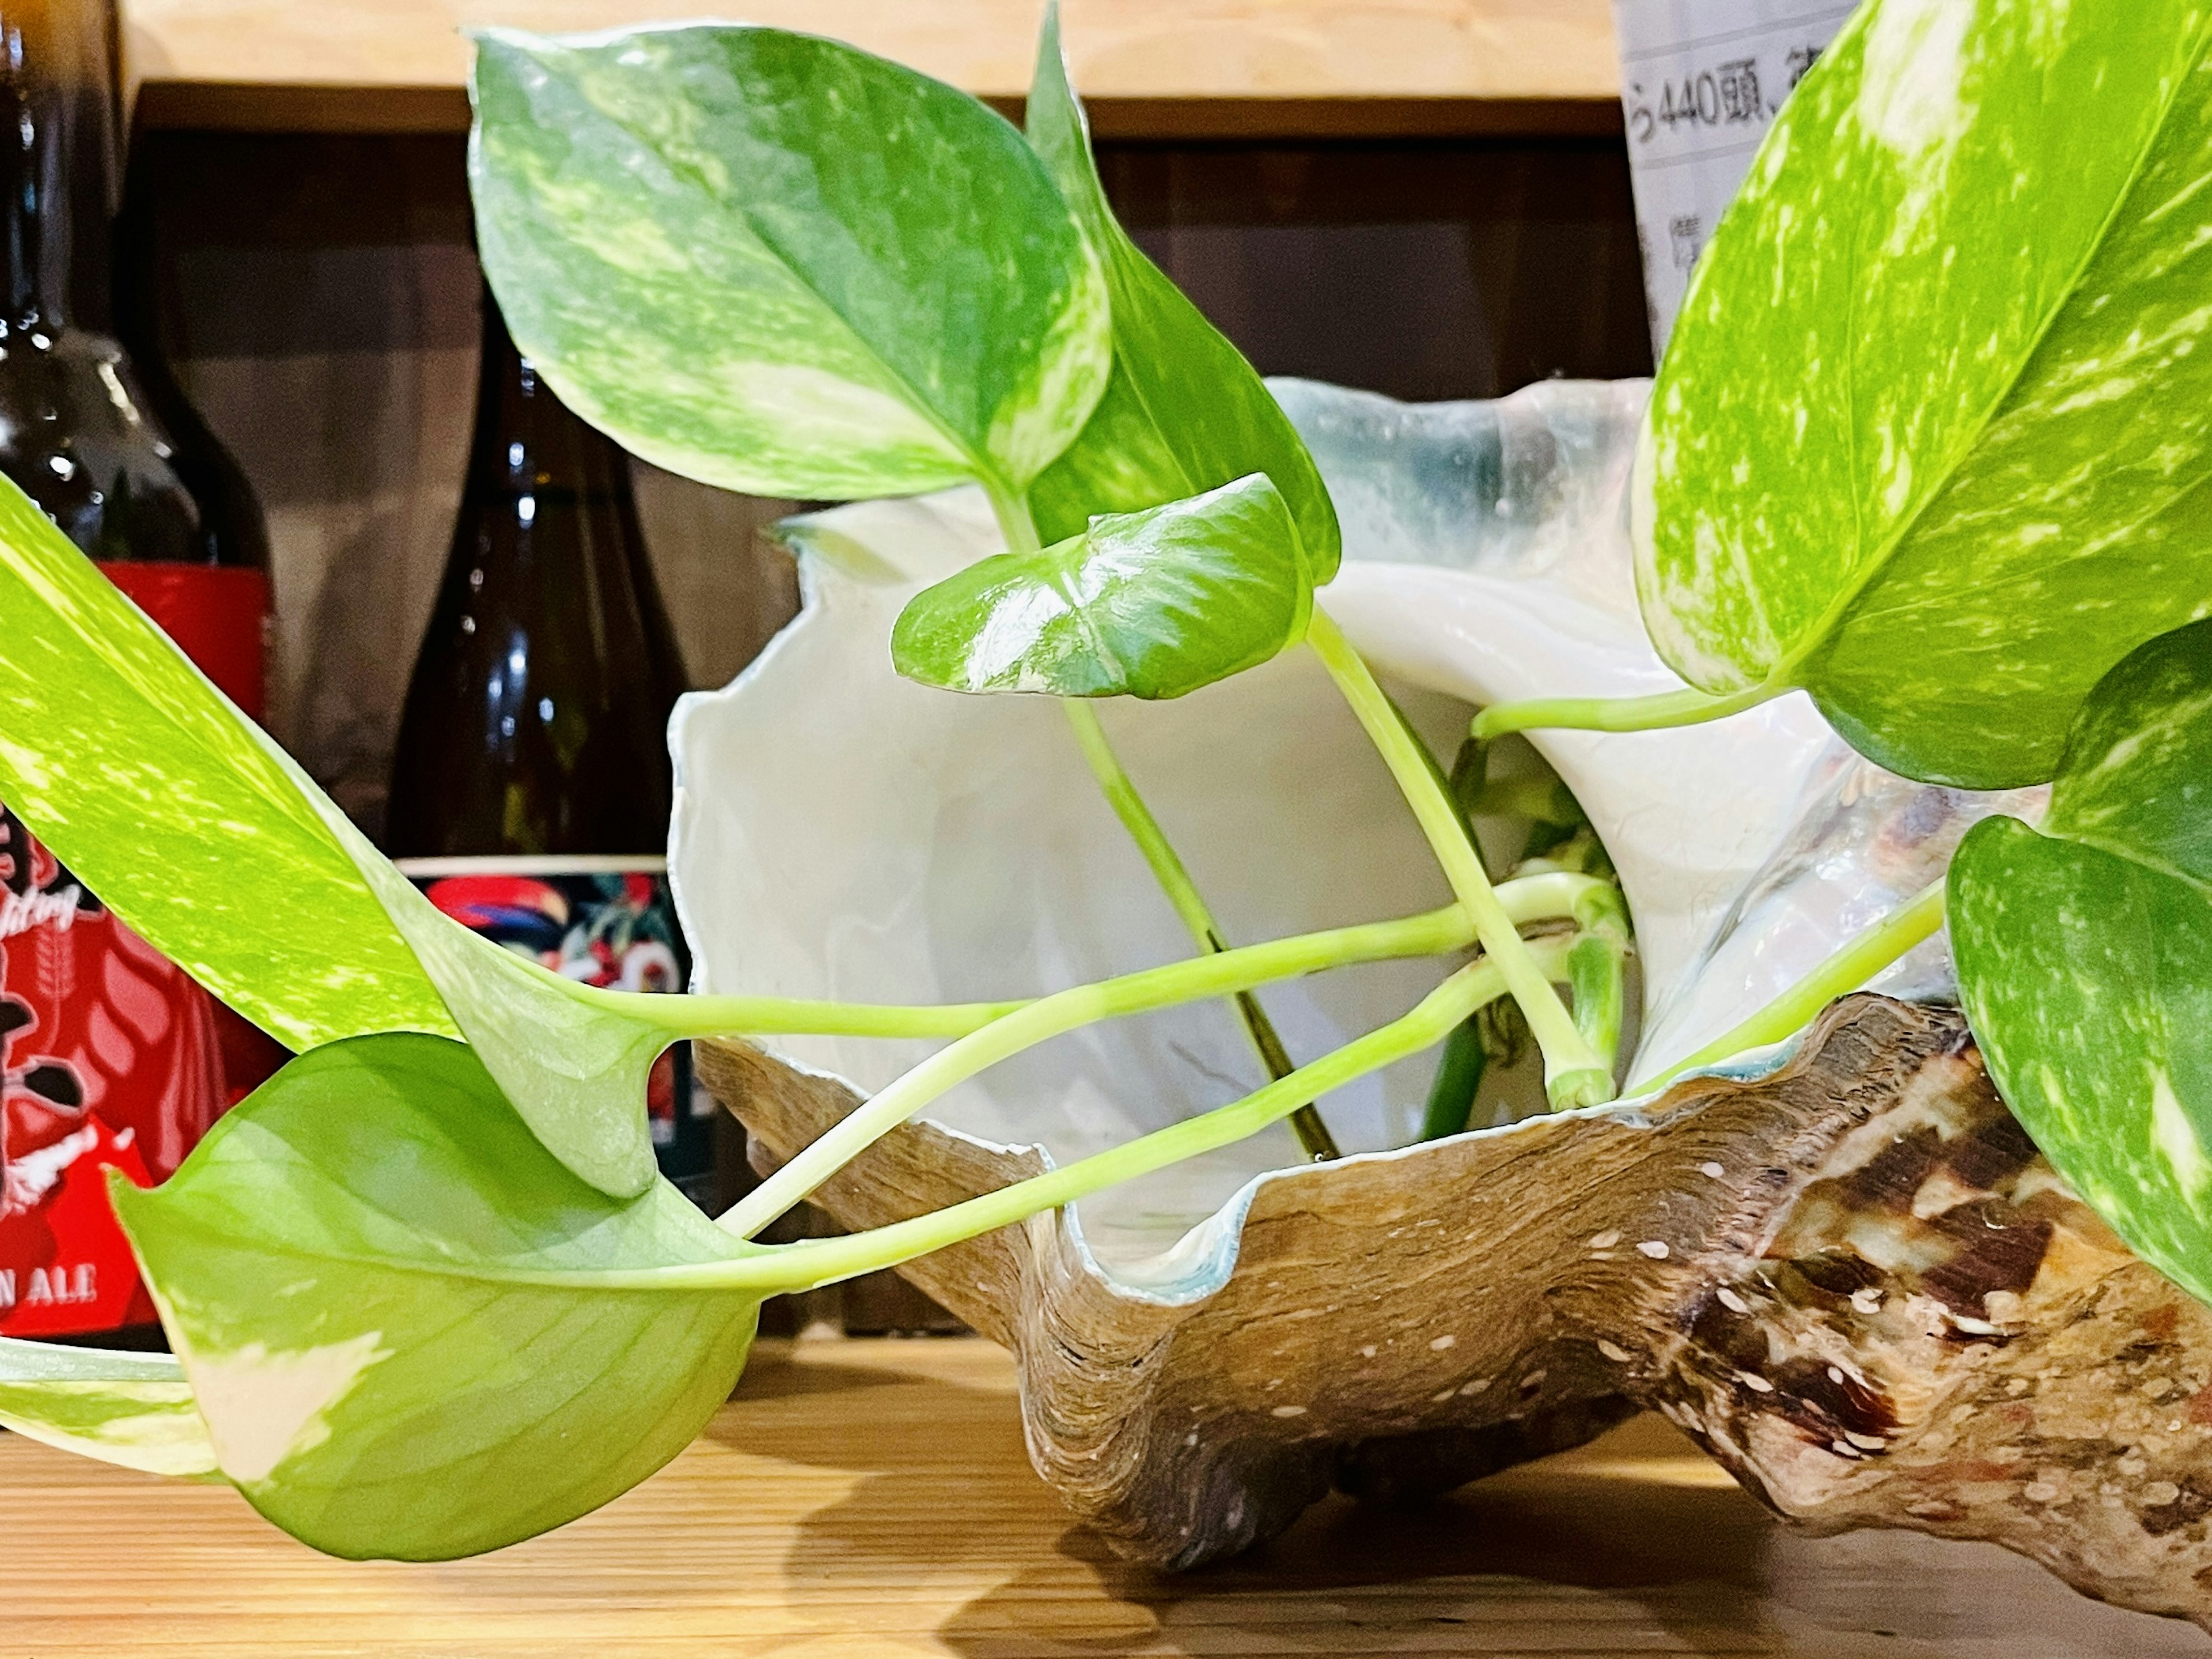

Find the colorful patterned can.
[
  {"left": 395, "top": 855, "right": 718, "bottom": 1205},
  {"left": 0, "top": 804, "right": 232, "bottom": 1336}
]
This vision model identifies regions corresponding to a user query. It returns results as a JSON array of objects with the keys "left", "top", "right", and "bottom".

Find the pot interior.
[{"left": 669, "top": 499, "right": 1577, "bottom": 1275}]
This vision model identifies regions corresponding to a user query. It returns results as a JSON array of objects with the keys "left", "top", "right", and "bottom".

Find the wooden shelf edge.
[
  {"left": 135, "top": 81, "right": 472, "bottom": 133},
  {"left": 134, "top": 79, "right": 1624, "bottom": 141},
  {"left": 1003, "top": 95, "right": 1626, "bottom": 141}
]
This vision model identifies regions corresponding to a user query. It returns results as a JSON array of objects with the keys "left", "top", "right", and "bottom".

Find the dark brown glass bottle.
[
  {"left": 0, "top": 0, "right": 277, "bottom": 1346},
  {"left": 0, "top": 0, "right": 270, "bottom": 707},
  {"left": 387, "top": 290, "right": 712, "bottom": 1198},
  {"left": 387, "top": 291, "right": 685, "bottom": 856}
]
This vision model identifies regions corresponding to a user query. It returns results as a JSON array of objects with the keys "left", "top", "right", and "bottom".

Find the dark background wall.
[{"left": 123, "top": 128, "right": 1652, "bottom": 830}]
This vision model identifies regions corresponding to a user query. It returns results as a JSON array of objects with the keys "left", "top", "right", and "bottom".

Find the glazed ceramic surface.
[
  {"left": 668, "top": 377, "right": 2035, "bottom": 1277},
  {"left": 1279, "top": 378, "right": 2043, "bottom": 1077}
]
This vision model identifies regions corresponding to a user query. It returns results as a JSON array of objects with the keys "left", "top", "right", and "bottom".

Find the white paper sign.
[{"left": 1612, "top": 1, "right": 1858, "bottom": 354}]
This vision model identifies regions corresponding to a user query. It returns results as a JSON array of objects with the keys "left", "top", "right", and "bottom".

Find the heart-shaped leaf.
[
  {"left": 890, "top": 474, "right": 1313, "bottom": 699},
  {"left": 470, "top": 24, "right": 1111, "bottom": 503},
  {"left": 0, "top": 484, "right": 681, "bottom": 1196},
  {"left": 1637, "top": 1, "right": 2212, "bottom": 788},
  {"left": 0, "top": 478, "right": 452, "bottom": 1051},
  {"left": 1951, "top": 619, "right": 2212, "bottom": 1302},
  {"left": 1021, "top": 7, "right": 1340, "bottom": 579},
  {"left": 111, "top": 1033, "right": 770, "bottom": 1560},
  {"left": 2032, "top": 622, "right": 2212, "bottom": 887},
  {"left": 0, "top": 1337, "right": 215, "bottom": 1478},
  {"left": 0, "top": 483, "right": 1029, "bottom": 1196}
]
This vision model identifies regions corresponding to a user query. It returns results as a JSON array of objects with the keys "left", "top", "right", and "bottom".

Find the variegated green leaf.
[
  {"left": 301, "top": 797, "right": 670, "bottom": 1198},
  {"left": 891, "top": 474, "right": 1313, "bottom": 699},
  {"left": 0, "top": 1338, "right": 216, "bottom": 1478},
  {"left": 2041, "top": 619, "right": 2212, "bottom": 885},
  {"left": 0, "top": 477, "right": 452, "bottom": 1050},
  {"left": 112, "top": 1034, "right": 768, "bottom": 1560},
  {"left": 1021, "top": 7, "right": 1339, "bottom": 578},
  {"left": 0, "top": 482, "right": 709, "bottom": 1198},
  {"left": 470, "top": 24, "right": 1111, "bottom": 502},
  {"left": 1952, "top": 619, "right": 2212, "bottom": 1303},
  {"left": 1638, "top": 0, "right": 2212, "bottom": 788},
  {"left": 0, "top": 472, "right": 1027, "bottom": 1198}
]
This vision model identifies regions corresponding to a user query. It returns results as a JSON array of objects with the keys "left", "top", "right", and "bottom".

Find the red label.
[
  {"left": 96, "top": 562, "right": 270, "bottom": 723},
  {"left": 0, "top": 563, "right": 280, "bottom": 1336},
  {"left": 0, "top": 807, "right": 230, "bottom": 1336},
  {"left": 97, "top": 560, "right": 290, "bottom": 1107}
]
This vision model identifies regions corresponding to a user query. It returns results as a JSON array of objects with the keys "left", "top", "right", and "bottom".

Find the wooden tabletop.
[
  {"left": 122, "top": 0, "right": 1625, "bottom": 139},
  {"left": 5, "top": 1334, "right": 2208, "bottom": 1657}
]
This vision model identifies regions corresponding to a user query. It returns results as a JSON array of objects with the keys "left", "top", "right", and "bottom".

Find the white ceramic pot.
[
  {"left": 668, "top": 375, "right": 2032, "bottom": 1275},
  {"left": 668, "top": 382, "right": 2196, "bottom": 1622}
]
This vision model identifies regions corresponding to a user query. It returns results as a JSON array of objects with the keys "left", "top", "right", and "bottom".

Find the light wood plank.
[
  {"left": 122, "top": 0, "right": 1624, "bottom": 137},
  {"left": 2, "top": 1335, "right": 2205, "bottom": 1657}
]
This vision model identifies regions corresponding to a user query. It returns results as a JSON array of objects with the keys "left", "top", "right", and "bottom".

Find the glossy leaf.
[
  {"left": 1021, "top": 7, "right": 1340, "bottom": 578},
  {"left": 0, "top": 476, "right": 452, "bottom": 1050},
  {"left": 1637, "top": 1, "right": 2212, "bottom": 788},
  {"left": 0, "top": 498, "right": 1012, "bottom": 1197},
  {"left": 471, "top": 24, "right": 1110, "bottom": 502},
  {"left": 112, "top": 1034, "right": 767, "bottom": 1560},
  {"left": 1951, "top": 620, "right": 2212, "bottom": 1304},
  {"left": 891, "top": 474, "right": 1313, "bottom": 699},
  {"left": 2041, "top": 621, "right": 2212, "bottom": 886},
  {"left": 0, "top": 483, "right": 690, "bottom": 1197},
  {"left": 0, "top": 1337, "right": 216, "bottom": 1478},
  {"left": 308, "top": 806, "right": 673, "bottom": 1198}
]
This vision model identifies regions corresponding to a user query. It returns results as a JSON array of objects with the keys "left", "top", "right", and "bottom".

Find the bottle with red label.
[
  {"left": 385, "top": 289, "right": 717, "bottom": 1203},
  {"left": 0, "top": 0, "right": 278, "bottom": 1339}
]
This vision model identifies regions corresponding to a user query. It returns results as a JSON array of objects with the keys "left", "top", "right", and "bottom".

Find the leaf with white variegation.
[
  {"left": 112, "top": 1035, "right": 770, "bottom": 1560},
  {"left": 0, "top": 1336, "right": 215, "bottom": 1478},
  {"left": 1951, "top": 619, "right": 2212, "bottom": 1305},
  {"left": 0, "top": 480, "right": 688, "bottom": 1198},
  {"left": 1638, "top": 0, "right": 2212, "bottom": 787},
  {"left": 1020, "top": 6, "right": 1340, "bottom": 578},
  {"left": 0, "top": 475, "right": 452, "bottom": 1051},
  {"left": 470, "top": 23, "right": 1111, "bottom": 502},
  {"left": 0, "top": 474, "right": 1035, "bottom": 1198},
  {"left": 891, "top": 474, "right": 1313, "bottom": 699}
]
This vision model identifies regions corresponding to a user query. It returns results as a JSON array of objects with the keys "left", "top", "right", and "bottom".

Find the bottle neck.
[
  {"left": 468, "top": 290, "right": 631, "bottom": 501},
  {"left": 0, "top": 0, "right": 119, "bottom": 335},
  {"left": 385, "top": 288, "right": 687, "bottom": 859}
]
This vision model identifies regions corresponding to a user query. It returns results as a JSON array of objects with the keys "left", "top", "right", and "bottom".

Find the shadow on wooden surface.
[
  {"left": 3, "top": 1336, "right": 2207, "bottom": 1656},
  {"left": 919, "top": 1429, "right": 2212, "bottom": 1656},
  {"left": 752, "top": 1343, "right": 2212, "bottom": 1658}
]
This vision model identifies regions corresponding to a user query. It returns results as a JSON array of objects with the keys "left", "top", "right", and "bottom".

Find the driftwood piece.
[{"left": 699, "top": 995, "right": 2212, "bottom": 1627}]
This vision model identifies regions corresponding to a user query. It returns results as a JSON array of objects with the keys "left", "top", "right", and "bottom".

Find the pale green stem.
[
  {"left": 1497, "top": 870, "right": 1615, "bottom": 929},
  {"left": 1628, "top": 878, "right": 1946, "bottom": 1096},
  {"left": 585, "top": 988, "right": 1029, "bottom": 1040},
  {"left": 608, "top": 958, "right": 1520, "bottom": 1294},
  {"left": 988, "top": 479, "right": 1335, "bottom": 1157},
  {"left": 1304, "top": 606, "right": 1611, "bottom": 1109},
  {"left": 1062, "top": 698, "right": 1338, "bottom": 1160},
  {"left": 1471, "top": 681, "right": 1782, "bottom": 743},
  {"left": 1062, "top": 700, "right": 1218, "bottom": 945},
  {"left": 717, "top": 907, "right": 1548, "bottom": 1239},
  {"left": 1569, "top": 931, "right": 1627, "bottom": 1079},
  {"left": 1565, "top": 880, "right": 1631, "bottom": 1078},
  {"left": 600, "top": 869, "right": 1581, "bottom": 1052},
  {"left": 987, "top": 480, "right": 1047, "bottom": 557}
]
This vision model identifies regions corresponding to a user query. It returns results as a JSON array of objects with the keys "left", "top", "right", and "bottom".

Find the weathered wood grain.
[{"left": 701, "top": 996, "right": 2212, "bottom": 1627}]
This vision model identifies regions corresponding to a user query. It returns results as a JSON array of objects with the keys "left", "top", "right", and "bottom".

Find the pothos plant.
[{"left": 0, "top": 0, "right": 2201, "bottom": 1566}]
